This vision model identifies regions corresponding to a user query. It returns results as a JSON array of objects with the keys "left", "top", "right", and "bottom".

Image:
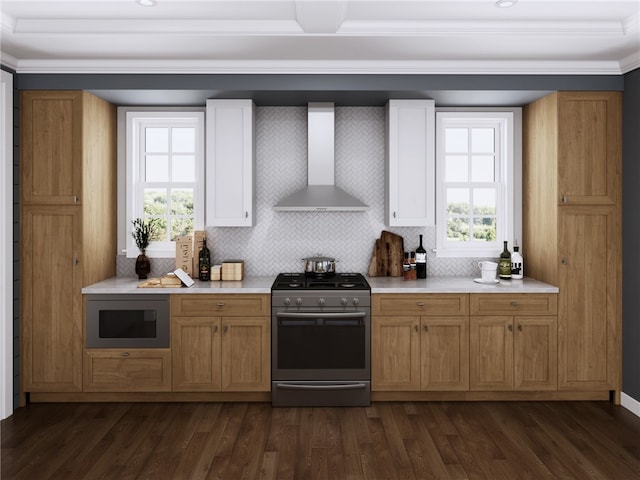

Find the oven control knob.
[
  {"left": 283, "top": 298, "right": 291, "bottom": 306},
  {"left": 295, "top": 298, "right": 303, "bottom": 306},
  {"left": 340, "top": 297, "right": 348, "bottom": 306},
  {"left": 318, "top": 298, "right": 326, "bottom": 307},
  {"left": 352, "top": 298, "right": 360, "bottom": 306}
]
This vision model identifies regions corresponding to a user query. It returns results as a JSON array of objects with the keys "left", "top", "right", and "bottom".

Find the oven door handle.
[
  {"left": 276, "top": 311, "right": 366, "bottom": 319},
  {"left": 275, "top": 383, "right": 368, "bottom": 391}
]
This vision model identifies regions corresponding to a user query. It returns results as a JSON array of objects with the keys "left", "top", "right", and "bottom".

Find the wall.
[
  {"left": 117, "top": 105, "right": 492, "bottom": 278},
  {"left": 623, "top": 67, "right": 640, "bottom": 405}
]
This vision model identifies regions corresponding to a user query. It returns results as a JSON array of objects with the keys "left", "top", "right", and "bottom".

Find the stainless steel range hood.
[{"left": 273, "top": 103, "right": 369, "bottom": 212}]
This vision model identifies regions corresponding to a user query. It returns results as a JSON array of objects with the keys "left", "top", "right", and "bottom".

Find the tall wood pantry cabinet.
[
  {"left": 523, "top": 91, "right": 622, "bottom": 400},
  {"left": 21, "top": 91, "right": 117, "bottom": 397}
]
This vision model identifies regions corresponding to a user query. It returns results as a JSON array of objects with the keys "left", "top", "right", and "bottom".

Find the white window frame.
[
  {"left": 118, "top": 107, "right": 205, "bottom": 258},
  {"left": 435, "top": 108, "right": 522, "bottom": 258}
]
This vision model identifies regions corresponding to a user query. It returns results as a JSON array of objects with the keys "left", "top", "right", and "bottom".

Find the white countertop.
[
  {"left": 367, "top": 276, "right": 558, "bottom": 294},
  {"left": 82, "top": 275, "right": 558, "bottom": 295}
]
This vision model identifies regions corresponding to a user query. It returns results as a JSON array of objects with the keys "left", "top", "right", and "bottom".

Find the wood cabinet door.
[
  {"left": 21, "top": 91, "right": 83, "bottom": 205},
  {"left": 172, "top": 317, "right": 222, "bottom": 392},
  {"left": 514, "top": 316, "right": 557, "bottom": 391},
  {"left": 83, "top": 349, "right": 171, "bottom": 392},
  {"left": 386, "top": 99, "right": 435, "bottom": 226},
  {"left": 470, "top": 316, "right": 513, "bottom": 391},
  {"left": 558, "top": 206, "right": 620, "bottom": 390},
  {"left": 372, "top": 316, "right": 420, "bottom": 391},
  {"left": 221, "top": 317, "right": 270, "bottom": 391},
  {"left": 557, "top": 92, "right": 621, "bottom": 206},
  {"left": 22, "top": 206, "right": 83, "bottom": 392},
  {"left": 420, "top": 317, "right": 469, "bottom": 391}
]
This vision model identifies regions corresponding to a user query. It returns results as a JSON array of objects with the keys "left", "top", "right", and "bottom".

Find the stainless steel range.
[{"left": 271, "top": 272, "right": 371, "bottom": 407}]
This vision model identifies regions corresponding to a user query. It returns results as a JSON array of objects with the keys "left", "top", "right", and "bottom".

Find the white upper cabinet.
[
  {"left": 385, "top": 99, "right": 435, "bottom": 226},
  {"left": 206, "top": 99, "right": 256, "bottom": 227}
]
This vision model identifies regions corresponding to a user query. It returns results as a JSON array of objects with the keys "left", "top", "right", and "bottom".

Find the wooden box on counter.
[{"left": 221, "top": 261, "right": 244, "bottom": 281}]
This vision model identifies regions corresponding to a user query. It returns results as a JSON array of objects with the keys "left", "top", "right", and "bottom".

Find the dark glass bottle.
[
  {"left": 499, "top": 240, "right": 511, "bottom": 279},
  {"left": 416, "top": 234, "right": 427, "bottom": 279},
  {"left": 198, "top": 239, "right": 211, "bottom": 281}
]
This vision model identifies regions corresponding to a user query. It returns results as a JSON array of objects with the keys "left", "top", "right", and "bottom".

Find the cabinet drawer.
[
  {"left": 83, "top": 349, "right": 171, "bottom": 392},
  {"left": 470, "top": 294, "right": 557, "bottom": 316},
  {"left": 171, "top": 294, "right": 270, "bottom": 317},
  {"left": 373, "top": 294, "right": 469, "bottom": 316}
]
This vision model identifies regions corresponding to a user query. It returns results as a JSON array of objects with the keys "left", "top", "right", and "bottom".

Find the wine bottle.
[
  {"left": 499, "top": 240, "right": 511, "bottom": 279},
  {"left": 198, "top": 239, "right": 211, "bottom": 281},
  {"left": 403, "top": 252, "right": 411, "bottom": 281},
  {"left": 511, "top": 241, "right": 524, "bottom": 280},
  {"left": 416, "top": 234, "right": 427, "bottom": 279}
]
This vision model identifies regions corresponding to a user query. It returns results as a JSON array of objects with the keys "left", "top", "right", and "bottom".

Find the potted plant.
[{"left": 131, "top": 218, "right": 157, "bottom": 279}]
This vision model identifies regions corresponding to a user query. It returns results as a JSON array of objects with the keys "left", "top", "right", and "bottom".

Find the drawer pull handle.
[
  {"left": 508, "top": 324, "right": 513, "bottom": 332},
  {"left": 217, "top": 303, "right": 225, "bottom": 307},
  {"left": 223, "top": 326, "right": 228, "bottom": 333},
  {"left": 416, "top": 302, "right": 425, "bottom": 307},
  {"left": 214, "top": 325, "right": 218, "bottom": 333},
  {"left": 414, "top": 325, "right": 419, "bottom": 332},
  {"left": 518, "top": 324, "right": 523, "bottom": 332},
  {"left": 423, "top": 325, "right": 429, "bottom": 333},
  {"left": 120, "top": 352, "right": 130, "bottom": 357},
  {"left": 510, "top": 301, "right": 519, "bottom": 307}
]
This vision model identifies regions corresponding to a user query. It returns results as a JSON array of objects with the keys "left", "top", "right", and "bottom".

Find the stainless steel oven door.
[{"left": 271, "top": 309, "right": 370, "bottom": 381}]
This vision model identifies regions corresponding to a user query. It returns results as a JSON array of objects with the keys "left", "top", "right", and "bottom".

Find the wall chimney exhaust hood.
[{"left": 273, "top": 103, "right": 369, "bottom": 212}]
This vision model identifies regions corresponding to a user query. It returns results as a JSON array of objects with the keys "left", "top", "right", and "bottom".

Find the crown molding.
[
  {"left": 0, "top": 51, "right": 18, "bottom": 71},
  {"left": 10, "top": 58, "right": 628, "bottom": 75}
]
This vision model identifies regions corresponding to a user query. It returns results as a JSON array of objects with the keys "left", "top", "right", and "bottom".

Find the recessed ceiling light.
[
  {"left": 137, "top": 0, "right": 157, "bottom": 6},
  {"left": 495, "top": 0, "right": 517, "bottom": 7}
]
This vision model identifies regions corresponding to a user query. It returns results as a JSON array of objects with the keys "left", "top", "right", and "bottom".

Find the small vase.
[{"left": 135, "top": 251, "right": 151, "bottom": 279}]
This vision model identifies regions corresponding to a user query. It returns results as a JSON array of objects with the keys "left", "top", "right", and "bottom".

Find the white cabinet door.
[
  {"left": 206, "top": 99, "right": 255, "bottom": 227},
  {"left": 386, "top": 100, "right": 435, "bottom": 226}
]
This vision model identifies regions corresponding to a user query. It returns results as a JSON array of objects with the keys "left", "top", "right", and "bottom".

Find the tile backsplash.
[{"left": 118, "top": 106, "right": 494, "bottom": 278}]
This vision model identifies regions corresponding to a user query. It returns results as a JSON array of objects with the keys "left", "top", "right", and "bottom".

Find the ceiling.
[{"left": 1, "top": 0, "right": 639, "bottom": 75}]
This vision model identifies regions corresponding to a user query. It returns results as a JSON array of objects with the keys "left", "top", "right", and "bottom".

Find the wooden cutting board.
[{"left": 368, "top": 231, "right": 404, "bottom": 277}]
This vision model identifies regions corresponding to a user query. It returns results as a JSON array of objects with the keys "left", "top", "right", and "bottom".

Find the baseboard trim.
[{"left": 621, "top": 392, "right": 640, "bottom": 418}]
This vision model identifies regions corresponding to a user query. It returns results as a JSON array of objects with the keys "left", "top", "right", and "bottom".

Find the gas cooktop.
[{"left": 271, "top": 272, "right": 370, "bottom": 291}]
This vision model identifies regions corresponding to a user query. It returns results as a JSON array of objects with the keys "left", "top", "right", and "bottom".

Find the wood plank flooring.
[{"left": 2, "top": 401, "right": 640, "bottom": 479}]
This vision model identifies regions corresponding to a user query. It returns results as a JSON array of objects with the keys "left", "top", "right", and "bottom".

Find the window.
[
  {"left": 435, "top": 109, "right": 521, "bottom": 258},
  {"left": 119, "top": 109, "right": 205, "bottom": 258}
]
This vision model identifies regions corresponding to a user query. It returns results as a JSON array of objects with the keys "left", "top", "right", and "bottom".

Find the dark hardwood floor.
[{"left": 2, "top": 401, "right": 640, "bottom": 479}]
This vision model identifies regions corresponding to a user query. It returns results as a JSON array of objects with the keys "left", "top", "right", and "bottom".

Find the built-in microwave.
[{"left": 85, "top": 294, "right": 170, "bottom": 348}]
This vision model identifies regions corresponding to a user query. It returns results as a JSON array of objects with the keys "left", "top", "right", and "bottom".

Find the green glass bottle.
[{"left": 499, "top": 240, "right": 511, "bottom": 279}]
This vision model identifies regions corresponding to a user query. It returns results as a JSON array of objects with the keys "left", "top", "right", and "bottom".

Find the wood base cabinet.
[
  {"left": 171, "top": 295, "right": 270, "bottom": 392},
  {"left": 84, "top": 349, "right": 171, "bottom": 392},
  {"left": 470, "top": 294, "right": 558, "bottom": 392},
  {"left": 372, "top": 294, "right": 469, "bottom": 392},
  {"left": 470, "top": 316, "right": 557, "bottom": 391}
]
